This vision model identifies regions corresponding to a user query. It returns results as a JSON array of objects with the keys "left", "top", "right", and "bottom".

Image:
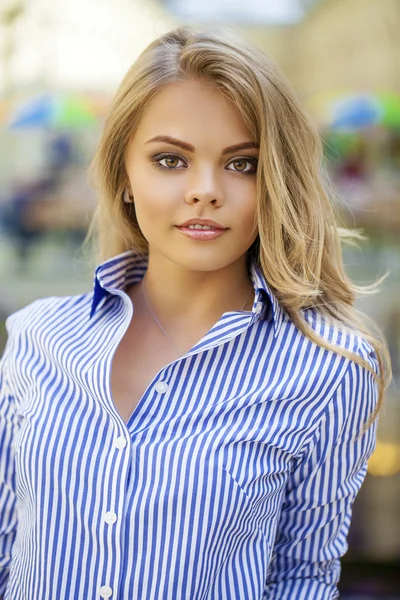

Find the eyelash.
[{"left": 150, "top": 153, "right": 258, "bottom": 175}]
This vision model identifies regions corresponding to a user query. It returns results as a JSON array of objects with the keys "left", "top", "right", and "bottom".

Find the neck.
[{"left": 128, "top": 252, "right": 254, "bottom": 329}]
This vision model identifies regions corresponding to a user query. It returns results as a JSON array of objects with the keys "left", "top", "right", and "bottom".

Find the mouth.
[{"left": 175, "top": 225, "right": 228, "bottom": 241}]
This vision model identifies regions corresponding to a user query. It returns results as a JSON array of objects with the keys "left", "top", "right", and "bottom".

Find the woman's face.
[{"left": 125, "top": 79, "right": 259, "bottom": 272}]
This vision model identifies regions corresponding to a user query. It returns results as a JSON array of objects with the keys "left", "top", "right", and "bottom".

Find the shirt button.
[
  {"left": 155, "top": 381, "right": 169, "bottom": 393},
  {"left": 255, "top": 302, "right": 263, "bottom": 314},
  {"left": 115, "top": 436, "right": 127, "bottom": 449},
  {"left": 99, "top": 585, "right": 113, "bottom": 598},
  {"left": 104, "top": 511, "right": 117, "bottom": 524}
]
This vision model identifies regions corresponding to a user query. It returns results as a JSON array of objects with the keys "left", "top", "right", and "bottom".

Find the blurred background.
[{"left": 0, "top": 0, "right": 399, "bottom": 596}]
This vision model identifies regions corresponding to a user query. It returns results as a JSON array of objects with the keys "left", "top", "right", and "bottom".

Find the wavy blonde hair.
[{"left": 87, "top": 26, "right": 391, "bottom": 432}]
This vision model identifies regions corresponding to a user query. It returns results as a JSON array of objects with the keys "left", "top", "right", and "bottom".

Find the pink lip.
[
  {"left": 175, "top": 226, "right": 227, "bottom": 241},
  {"left": 177, "top": 218, "right": 226, "bottom": 228}
]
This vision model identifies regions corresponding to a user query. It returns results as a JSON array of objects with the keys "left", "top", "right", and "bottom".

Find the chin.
[{"left": 171, "top": 249, "right": 244, "bottom": 273}]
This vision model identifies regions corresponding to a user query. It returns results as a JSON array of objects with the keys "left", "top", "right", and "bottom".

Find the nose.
[{"left": 184, "top": 167, "right": 224, "bottom": 207}]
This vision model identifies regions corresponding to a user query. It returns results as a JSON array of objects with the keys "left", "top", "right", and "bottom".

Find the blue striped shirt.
[{"left": 0, "top": 250, "right": 379, "bottom": 599}]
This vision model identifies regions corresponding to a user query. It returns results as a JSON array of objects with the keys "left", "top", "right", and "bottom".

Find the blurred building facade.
[
  {"left": 0, "top": 0, "right": 175, "bottom": 94},
  {"left": 249, "top": 0, "right": 400, "bottom": 103}
]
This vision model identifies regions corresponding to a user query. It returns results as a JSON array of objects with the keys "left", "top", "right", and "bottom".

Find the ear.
[{"left": 123, "top": 188, "right": 134, "bottom": 203}]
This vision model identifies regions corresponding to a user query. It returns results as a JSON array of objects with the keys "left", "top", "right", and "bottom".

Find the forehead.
[{"left": 132, "top": 79, "right": 252, "bottom": 144}]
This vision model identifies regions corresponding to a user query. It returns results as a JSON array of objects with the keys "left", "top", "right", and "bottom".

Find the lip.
[
  {"left": 175, "top": 226, "right": 227, "bottom": 241},
  {"left": 176, "top": 218, "right": 227, "bottom": 229}
]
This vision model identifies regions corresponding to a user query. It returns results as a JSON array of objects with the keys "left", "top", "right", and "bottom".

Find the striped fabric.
[{"left": 0, "top": 250, "right": 379, "bottom": 600}]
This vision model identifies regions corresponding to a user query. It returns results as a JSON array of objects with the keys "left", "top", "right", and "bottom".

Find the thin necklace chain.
[{"left": 141, "top": 278, "right": 253, "bottom": 357}]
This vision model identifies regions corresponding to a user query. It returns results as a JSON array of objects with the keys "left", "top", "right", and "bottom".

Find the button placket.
[{"left": 105, "top": 430, "right": 130, "bottom": 597}]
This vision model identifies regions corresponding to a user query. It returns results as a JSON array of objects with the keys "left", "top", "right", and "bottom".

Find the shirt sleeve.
[
  {"left": 0, "top": 317, "right": 20, "bottom": 598},
  {"left": 264, "top": 338, "right": 379, "bottom": 600}
]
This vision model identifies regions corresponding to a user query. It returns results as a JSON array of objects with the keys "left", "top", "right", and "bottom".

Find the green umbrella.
[
  {"left": 375, "top": 92, "right": 400, "bottom": 128},
  {"left": 7, "top": 92, "right": 100, "bottom": 129}
]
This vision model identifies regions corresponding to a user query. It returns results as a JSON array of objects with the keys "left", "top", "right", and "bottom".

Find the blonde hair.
[{"left": 87, "top": 26, "right": 392, "bottom": 432}]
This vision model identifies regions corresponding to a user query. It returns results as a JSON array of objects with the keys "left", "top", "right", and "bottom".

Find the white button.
[
  {"left": 104, "top": 511, "right": 117, "bottom": 524},
  {"left": 99, "top": 585, "right": 113, "bottom": 598},
  {"left": 115, "top": 436, "right": 127, "bottom": 449},
  {"left": 155, "top": 381, "right": 168, "bottom": 393},
  {"left": 255, "top": 302, "right": 263, "bottom": 314}
]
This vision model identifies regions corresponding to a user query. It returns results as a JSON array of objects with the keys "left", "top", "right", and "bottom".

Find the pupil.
[
  {"left": 235, "top": 161, "right": 245, "bottom": 171},
  {"left": 167, "top": 157, "right": 178, "bottom": 167}
]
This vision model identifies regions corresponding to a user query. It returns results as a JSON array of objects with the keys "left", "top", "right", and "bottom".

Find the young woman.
[{"left": 0, "top": 26, "right": 391, "bottom": 600}]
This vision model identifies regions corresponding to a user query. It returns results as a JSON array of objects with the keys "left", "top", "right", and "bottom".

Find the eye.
[
  {"left": 226, "top": 157, "right": 258, "bottom": 174},
  {"left": 151, "top": 153, "right": 187, "bottom": 170}
]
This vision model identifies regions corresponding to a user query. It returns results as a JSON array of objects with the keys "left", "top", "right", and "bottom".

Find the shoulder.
[
  {"left": 289, "top": 307, "right": 379, "bottom": 405},
  {"left": 5, "top": 293, "right": 93, "bottom": 340},
  {"left": 301, "top": 306, "right": 379, "bottom": 412},
  {"left": 301, "top": 306, "right": 356, "bottom": 352},
  {"left": 301, "top": 306, "right": 377, "bottom": 365},
  {"left": 2, "top": 293, "right": 95, "bottom": 397}
]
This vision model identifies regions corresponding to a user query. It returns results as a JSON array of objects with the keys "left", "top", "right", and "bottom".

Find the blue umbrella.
[
  {"left": 7, "top": 92, "right": 98, "bottom": 129},
  {"left": 331, "top": 95, "right": 382, "bottom": 130}
]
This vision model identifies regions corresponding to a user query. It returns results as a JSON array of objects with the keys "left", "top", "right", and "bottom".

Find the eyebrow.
[{"left": 145, "top": 135, "right": 259, "bottom": 155}]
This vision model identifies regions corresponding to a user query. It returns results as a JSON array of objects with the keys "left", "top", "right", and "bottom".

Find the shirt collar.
[{"left": 90, "top": 250, "right": 285, "bottom": 337}]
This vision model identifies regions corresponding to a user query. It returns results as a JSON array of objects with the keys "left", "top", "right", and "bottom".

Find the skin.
[{"left": 124, "top": 78, "right": 259, "bottom": 339}]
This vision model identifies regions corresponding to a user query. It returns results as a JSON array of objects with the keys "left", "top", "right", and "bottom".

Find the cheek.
[
  {"left": 227, "top": 179, "right": 257, "bottom": 219},
  {"left": 129, "top": 179, "right": 179, "bottom": 237},
  {"left": 131, "top": 172, "right": 176, "bottom": 214},
  {"left": 235, "top": 185, "right": 258, "bottom": 241}
]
